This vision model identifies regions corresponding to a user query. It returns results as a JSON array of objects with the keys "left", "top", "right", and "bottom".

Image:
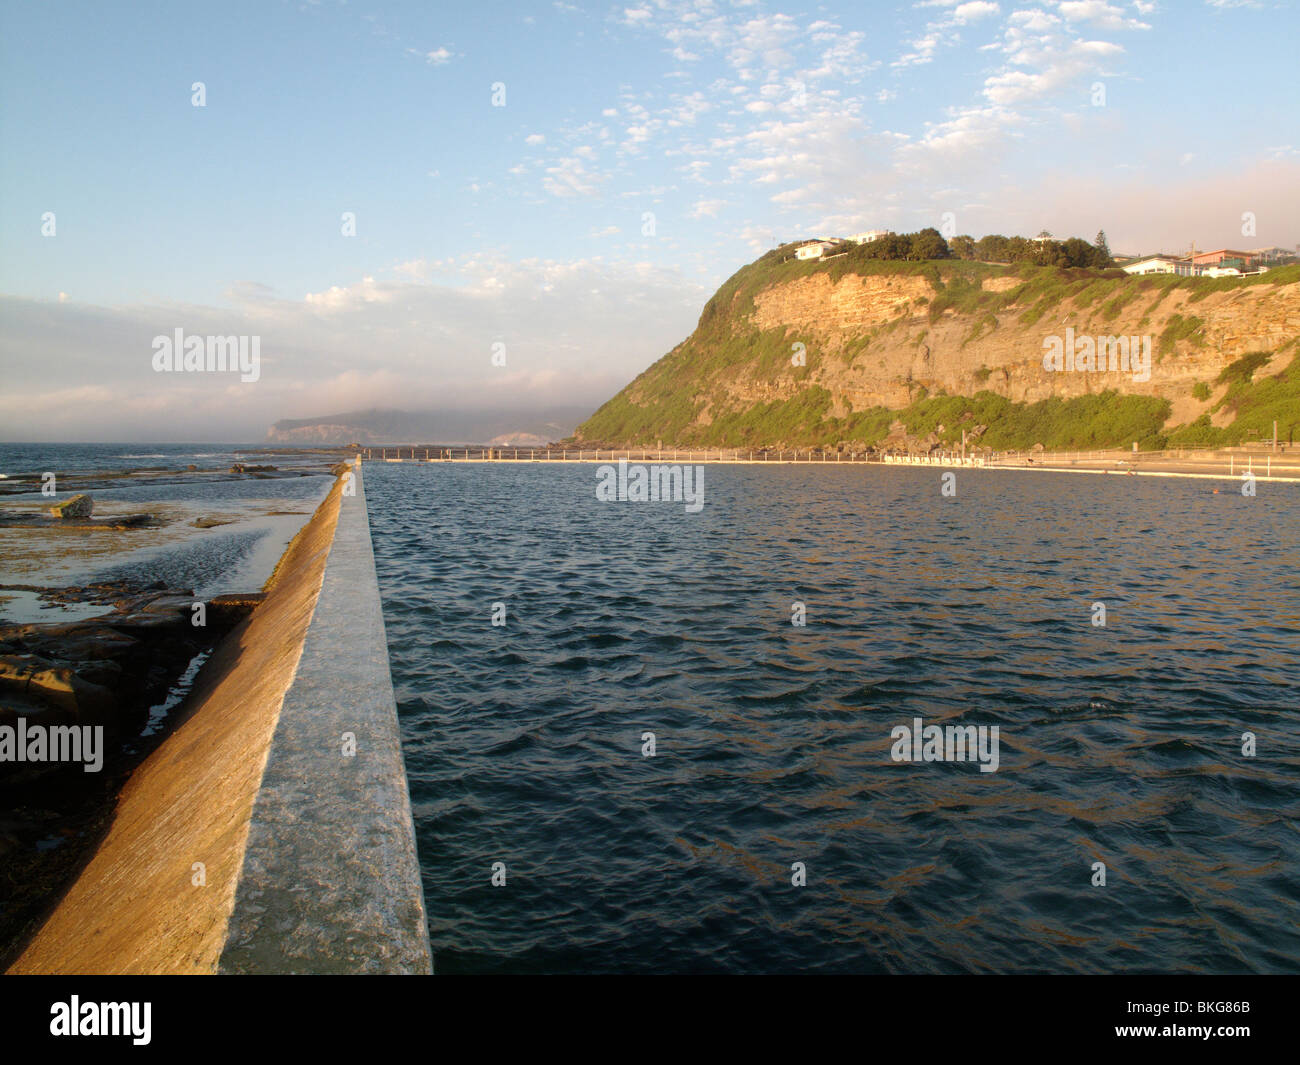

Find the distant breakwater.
[{"left": 356, "top": 445, "right": 1300, "bottom": 483}]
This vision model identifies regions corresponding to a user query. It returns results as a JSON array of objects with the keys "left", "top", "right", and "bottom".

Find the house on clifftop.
[{"left": 794, "top": 238, "right": 844, "bottom": 260}]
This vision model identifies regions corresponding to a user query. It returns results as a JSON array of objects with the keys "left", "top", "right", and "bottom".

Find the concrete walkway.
[{"left": 219, "top": 462, "right": 431, "bottom": 973}]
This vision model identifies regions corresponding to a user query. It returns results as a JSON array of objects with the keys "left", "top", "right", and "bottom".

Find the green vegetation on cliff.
[
  {"left": 1166, "top": 344, "right": 1300, "bottom": 446},
  {"left": 587, "top": 386, "right": 1173, "bottom": 451}
]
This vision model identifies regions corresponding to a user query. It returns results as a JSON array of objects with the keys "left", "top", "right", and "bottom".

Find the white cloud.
[
  {"left": 0, "top": 259, "right": 712, "bottom": 440},
  {"left": 896, "top": 104, "right": 1023, "bottom": 170},
  {"left": 1056, "top": 1, "right": 1151, "bottom": 29},
  {"left": 690, "top": 199, "right": 728, "bottom": 218},
  {"left": 543, "top": 156, "right": 606, "bottom": 197},
  {"left": 1008, "top": 9, "right": 1060, "bottom": 32},
  {"left": 953, "top": 2, "right": 1001, "bottom": 23}
]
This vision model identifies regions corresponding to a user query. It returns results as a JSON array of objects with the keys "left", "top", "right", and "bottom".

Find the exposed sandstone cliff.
[{"left": 577, "top": 254, "right": 1300, "bottom": 450}]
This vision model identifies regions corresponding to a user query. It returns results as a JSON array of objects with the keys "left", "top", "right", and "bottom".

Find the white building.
[
  {"left": 794, "top": 239, "right": 841, "bottom": 260},
  {"left": 1122, "top": 255, "right": 1199, "bottom": 277},
  {"left": 849, "top": 230, "right": 891, "bottom": 244}
]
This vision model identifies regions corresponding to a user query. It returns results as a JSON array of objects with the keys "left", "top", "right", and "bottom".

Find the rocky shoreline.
[
  {"left": 0, "top": 453, "right": 350, "bottom": 499},
  {"left": 0, "top": 578, "right": 262, "bottom": 962}
]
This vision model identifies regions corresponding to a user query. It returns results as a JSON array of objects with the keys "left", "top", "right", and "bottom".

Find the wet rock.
[
  {"left": 192, "top": 516, "right": 234, "bottom": 528},
  {"left": 98, "top": 591, "right": 194, "bottom": 633},
  {"left": 137, "top": 594, "right": 195, "bottom": 616},
  {"left": 206, "top": 592, "right": 266, "bottom": 627},
  {"left": 47, "top": 494, "right": 93, "bottom": 519},
  {"left": 0, "top": 510, "right": 155, "bottom": 530},
  {"left": 103, "top": 513, "right": 156, "bottom": 528},
  {"left": 74, "top": 659, "right": 123, "bottom": 689},
  {"left": 28, "top": 666, "right": 116, "bottom": 719},
  {"left": 0, "top": 653, "right": 54, "bottom": 687},
  {"left": 107, "top": 611, "right": 188, "bottom": 633},
  {"left": 229, "top": 463, "right": 276, "bottom": 474},
  {"left": 0, "top": 655, "right": 115, "bottom": 719},
  {"left": 12, "top": 624, "right": 138, "bottom": 663},
  {"left": 0, "top": 688, "right": 55, "bottom": 728}
]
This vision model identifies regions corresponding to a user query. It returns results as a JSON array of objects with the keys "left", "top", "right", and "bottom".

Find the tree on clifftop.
[
  {"left": 1094, "top": 230, "right": 1112, "bottom": 267},
  {"left": 949, "top": 234, "right": 976, "bottom": 260},
  {"left": 1061, "top": 236, "right": 1096, "bottom": 268},
  {"left": 908, "top": 227, "right": 951, "bottom": 261}
]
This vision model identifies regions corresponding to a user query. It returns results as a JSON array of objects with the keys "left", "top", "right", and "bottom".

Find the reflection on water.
[
  {"left": 0, "top": 588, "right": 114, "bottom": 624},
  {"left": 367, "top": 462, "right": 1300, "bottom": 974}
]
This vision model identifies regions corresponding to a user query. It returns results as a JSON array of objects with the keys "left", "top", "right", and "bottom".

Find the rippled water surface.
[{"left": 366, "top": 461, "right": 1300, "bottom": 973}]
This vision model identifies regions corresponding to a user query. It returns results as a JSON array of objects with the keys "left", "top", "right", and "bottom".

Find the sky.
[{"left": 1, "top": 0, "right": 1297, "bottom": 441}]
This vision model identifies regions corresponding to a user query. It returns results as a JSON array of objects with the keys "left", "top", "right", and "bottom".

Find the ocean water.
[
  {"left": 365, "top": 461, "right": 1300, "bottom": 974},
  {"left": 0, "top": 442, "right": 307, "bottom": 477}
]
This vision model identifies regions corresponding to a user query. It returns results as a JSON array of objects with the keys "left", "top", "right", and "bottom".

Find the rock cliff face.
[
  {"left": 749, "top": 270, "right": 1299, "bottom": 408},
  {"left": 576, "top": 254, "right": 1300, "bottom": 449}
]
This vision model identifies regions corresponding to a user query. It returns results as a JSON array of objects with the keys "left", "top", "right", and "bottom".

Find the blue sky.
[{"left": 1, "top": 0, "right": 1297, "bottom": 440}]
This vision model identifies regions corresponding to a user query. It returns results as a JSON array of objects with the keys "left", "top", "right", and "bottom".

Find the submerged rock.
[{"left": 47, "top": 494, "right": 92, "bottom": 519}]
